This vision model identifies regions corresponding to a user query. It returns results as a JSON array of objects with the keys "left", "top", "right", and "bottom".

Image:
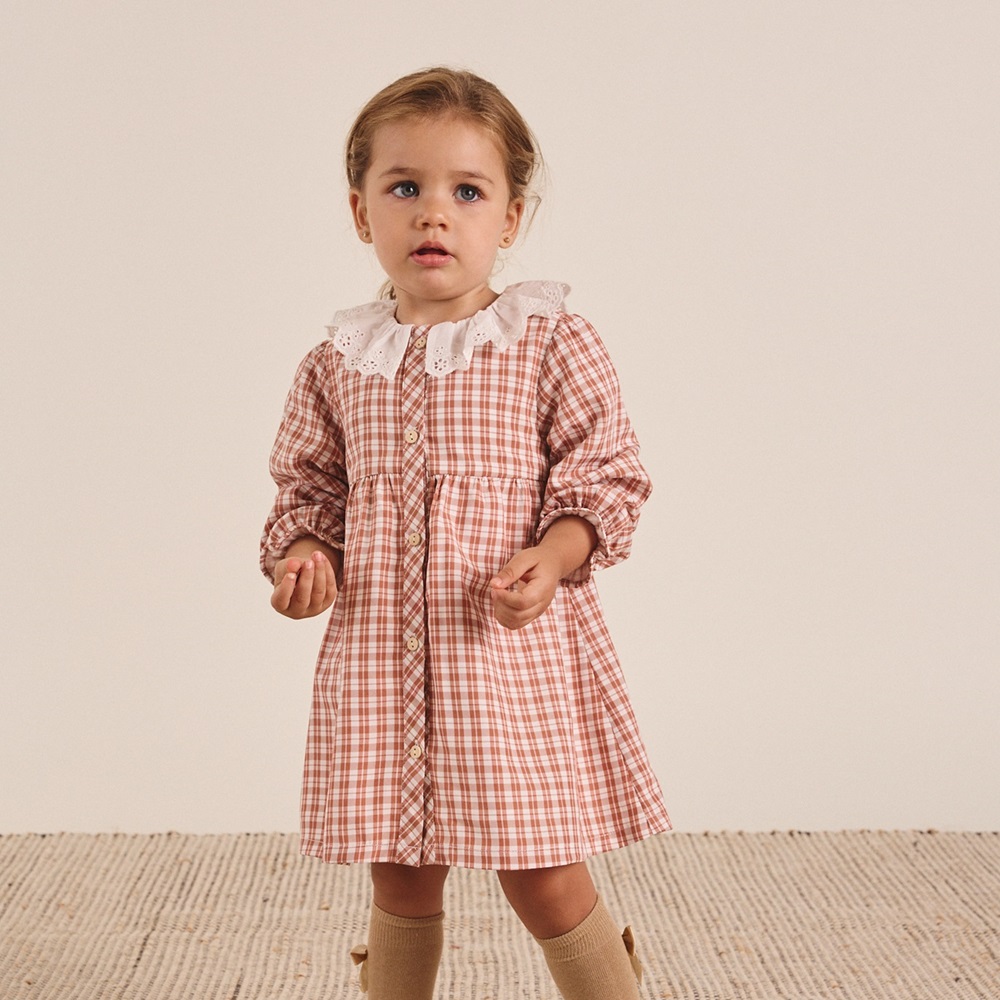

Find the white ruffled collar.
[{"left": 327, "top": 280, "right": 569, "bottom": 379}]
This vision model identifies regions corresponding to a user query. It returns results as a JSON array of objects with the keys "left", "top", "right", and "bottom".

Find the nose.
[{"left": 416, "top": 189, "right": 450, "bottom": 229}]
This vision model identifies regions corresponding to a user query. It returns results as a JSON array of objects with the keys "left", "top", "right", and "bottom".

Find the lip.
[{"left": 410, "top": 241, "right": 453, "bottom": 267}]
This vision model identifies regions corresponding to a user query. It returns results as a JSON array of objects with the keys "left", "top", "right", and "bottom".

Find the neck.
[{"left": 393, "top": 286, "right": 499, "bottom": 326}]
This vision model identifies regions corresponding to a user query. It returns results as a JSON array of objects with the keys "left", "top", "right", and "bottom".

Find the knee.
[
  {"left": 499, "top": 865, "right": 588, "bottom": 905},
  {"left": 370, "top": 863, "right": 449, "bottom": 918},
  {"left": 497, "top": 864, "right": 597, "bottom": 938}
]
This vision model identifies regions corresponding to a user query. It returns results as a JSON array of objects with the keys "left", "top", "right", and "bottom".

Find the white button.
[
  {"left": 407, "top": 532, "right": 422, "bottom": 548},
  {"left": 414, "top": 336, "right": 427, "bottom": 349},
  {"left": 405, "top": 635, "right": 421, "bottom": 652},
  {"left": 408, "top": 744, "right": 423, "bottom": 760},
  {"left": 404, "top": 427, "right": 419, "bottom": 444}
]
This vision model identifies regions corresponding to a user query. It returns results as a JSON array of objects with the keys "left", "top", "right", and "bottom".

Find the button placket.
[{"left": 394, "top": 327, "right": 433, "bottom": 865}]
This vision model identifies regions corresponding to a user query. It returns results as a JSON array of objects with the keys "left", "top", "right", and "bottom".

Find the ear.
[
  {"left": 349, "top": 189, "right": 372, "bottom": 243},
  {"left": 500, "top": 196, "right": 525, "bottom": 247}
]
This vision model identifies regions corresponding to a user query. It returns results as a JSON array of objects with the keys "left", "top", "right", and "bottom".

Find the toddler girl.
[{"left": 261, "top": 67, "right": 671, "bottom": 1000}]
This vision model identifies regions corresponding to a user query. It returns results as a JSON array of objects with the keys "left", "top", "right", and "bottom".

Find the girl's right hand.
[{"left": 271, "top": 550, "right": 338, "bottom": 619}]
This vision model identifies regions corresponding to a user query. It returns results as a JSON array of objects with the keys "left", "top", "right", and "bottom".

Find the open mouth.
[{"left": 411, "top": 243, "right": 453, "bottom": 267}]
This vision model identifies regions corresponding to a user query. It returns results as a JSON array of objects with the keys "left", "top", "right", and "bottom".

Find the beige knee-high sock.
[
  {"left": 536, "top": 896, "right": 643, "bottom": 1000},
  {"left": 350, "top": 903, "right": 444, "bottom": 999}
]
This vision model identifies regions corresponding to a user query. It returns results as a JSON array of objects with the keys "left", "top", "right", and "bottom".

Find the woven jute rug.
[{"left": 1, "top": 830, "right": 997, "bottom": 999}]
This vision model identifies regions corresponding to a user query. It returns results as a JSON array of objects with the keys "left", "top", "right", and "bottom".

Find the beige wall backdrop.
[{"left": 2, "top": 2, "right": 997, "bottom": 834}]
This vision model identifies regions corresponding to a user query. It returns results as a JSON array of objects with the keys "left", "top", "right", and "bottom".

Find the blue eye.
[
  {"left": 391, "top": 181, "right": 418, "bottom": 198},
  {"left": 456, "top": 184, "right": 481, "bottom": 203}
]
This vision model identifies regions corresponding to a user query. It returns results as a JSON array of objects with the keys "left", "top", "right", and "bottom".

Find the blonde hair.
[{"left": 346, "top": 67, "right": 542, "bottom": 297}]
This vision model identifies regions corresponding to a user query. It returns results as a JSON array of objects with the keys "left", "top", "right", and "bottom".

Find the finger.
[
  {"left": 304, "top": 554, "right": 325, "bottom": 610},
  {"left": 320, "top": 557, "right": 340, "bottom": 606},
  {"left": 494, "top": 571, "right": 551, "bottom": 608},
  {"left": 308, "top": 553, "right": 334, "bottom": 612},
  {"left": 495, "top": 602, "right": 543, "bottom": 630},
  {"left": 494, "top": 581, "right": 557, "bottom": 629},
  {"left": 493, "top": 586, "right": 546, "bottom": 622},
  {"left": 491, "top": 549, "right": 538, "bottom": 590},
  {"left": 270, "top": 570, "right": 297, "bottom": 613},
  {"left": 493, "top": 599, "right": 519, "bottom": 629},
  {"left": 272, "top": 557, "right": 300, "bottom": 589},
  {"left": 490, "top": 550, "right": 526, "bottom": 588},
  {"left": 492, "top": 586, "right": 532, "bottom": 613},
  {"left": 271, "top": 556, "right": 310, "bottom": 614},
  {"left": 287, "top": 558, "right": 316, "bottom": 614},
  {"left": 283, "top": 557, "right": 304, "bottom": 577}
]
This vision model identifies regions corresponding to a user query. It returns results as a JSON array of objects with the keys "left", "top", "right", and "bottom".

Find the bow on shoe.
[
  {"left": 349, "top": 944, "right": 369, "bottom": 992},
  {"left": 622, "top": 926, "right": 643, "bottom": 985}
]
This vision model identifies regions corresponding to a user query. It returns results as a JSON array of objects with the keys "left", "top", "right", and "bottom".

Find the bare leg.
[
  {"left": 496, "top": 862, "right": 598, "bottom": 938},
  {"left": 355, "top": 864, "right": 450, "bottom": 999},
  {"left": 498, "top": 864, "right": 641, "bottom": 1000},
  {"left": 370, "top": 862, "right": 449, "bottom": 917}
]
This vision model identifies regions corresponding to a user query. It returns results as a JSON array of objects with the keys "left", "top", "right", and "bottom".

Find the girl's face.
[{"left": 350, "top": 115, "right": 524, "bottom": 326}]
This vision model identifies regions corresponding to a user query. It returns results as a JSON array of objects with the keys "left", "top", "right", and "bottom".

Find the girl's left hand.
[
  {"left": 271, "top": 549, "right": 339, "bottom": 619},
  {"left": 490, "top": 547, "right": 561, "bottom": 630}
]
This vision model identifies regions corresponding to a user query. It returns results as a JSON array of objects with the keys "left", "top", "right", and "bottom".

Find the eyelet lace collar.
[{"left": 327, "top": 280, "right": 569, "bottom": 379}]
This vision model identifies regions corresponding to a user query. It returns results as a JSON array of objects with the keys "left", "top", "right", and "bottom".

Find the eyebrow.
[{"left": 378, "top": 167, "right": 497, "bottom": 186}]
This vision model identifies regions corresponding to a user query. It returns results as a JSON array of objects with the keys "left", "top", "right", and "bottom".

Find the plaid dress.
[{"left": 261, "top": 281, "right": 671, "bottom": 870}]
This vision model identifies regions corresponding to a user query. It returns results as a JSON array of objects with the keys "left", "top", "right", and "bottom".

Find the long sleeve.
[
  {"left": 535, "top": 313, "right": 652, "bottom": 582},
  {"left": 260, "top": 342, "right": 349, "bottom": 582}
]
